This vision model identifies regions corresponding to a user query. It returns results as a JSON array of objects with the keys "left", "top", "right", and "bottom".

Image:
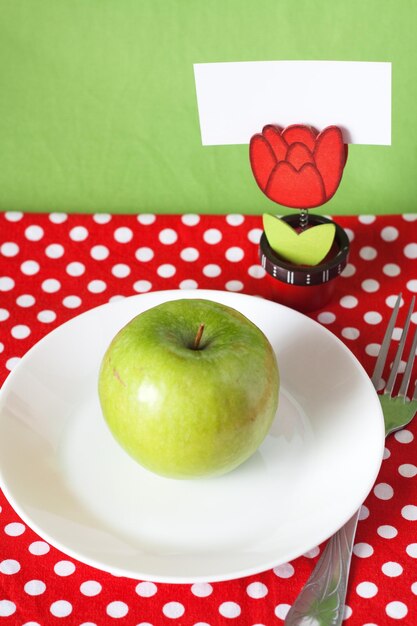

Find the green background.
[{"left": 0, "top": 0, "right": 415, "bottom": 215}]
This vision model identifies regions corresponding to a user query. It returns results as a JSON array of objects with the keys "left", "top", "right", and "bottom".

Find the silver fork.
[{"left": 285, "top": 294, "right": 417, "bottom": 626}]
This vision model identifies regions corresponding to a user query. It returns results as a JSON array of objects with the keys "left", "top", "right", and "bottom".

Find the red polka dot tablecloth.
[{"left": 0, "top": 211, "right": 417, "bottom": 626}]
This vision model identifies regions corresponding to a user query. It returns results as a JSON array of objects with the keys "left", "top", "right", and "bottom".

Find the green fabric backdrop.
[{"left": 0, "top": 0, "right": 415, "bottom": 215}]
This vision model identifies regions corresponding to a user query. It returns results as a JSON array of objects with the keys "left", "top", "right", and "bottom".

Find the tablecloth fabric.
[{"left": 0, "top": 211, "right": 416, "bottom": 626}]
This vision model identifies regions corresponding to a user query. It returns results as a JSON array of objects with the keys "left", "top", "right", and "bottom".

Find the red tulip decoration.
[
  {"left": 249, "top": 124, "right": 350, "bottom": 312},
  {"left": 249, "top": 124, "right": 348, "bottom": 210}
]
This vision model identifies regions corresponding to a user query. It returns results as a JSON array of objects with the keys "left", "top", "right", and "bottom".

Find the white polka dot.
[
  {"left": 353, "top": 543, "right": 374, "bottom": 558},
  {"left": 246, "top": 582, "right": 268, "bottom": 599},
  {"left": 114, "top": 227, "right": 133, "bottom": 243},
  {"left": 386, "top": 294, "right": 404, "bottom": 308},
  {"left": 248, "top": 228, "right": 263, "bottom": 244},
  {"left": 394, "top": 429, "right": 414, "bottom": 443},
  {"left": 340, "top": 295, "right": 358, "bottom": 309},
  {"left": 356, "top": 581, "right": 378, "bottom": 598},
  {"left": 136, "top": 247, "right": 154, "bottom": 262},
  {"left": 218, "top": 602, "right": 241, "bottom": 619},
  {"left": 21, "top": 260, "right": 40, "bottom": 275},
  {"left": 191, "top": 583, "right": 213, "bottom": 597},
  {"left": 42, "top": 278, "right": 61, "bottom": 293},
  {"left": 341, "top": 327, "right": 360, "bottom": 340},
  {"left": 37, "top": 310, "right": 56, "bottom": 323},
  {"left": 303, "top": 546, "right": 320, "bottom": 558},
  {"left": 24, "top": 580, "right": 46, "bottom": 595},
  {"left": 406, "top": 543, "right": 417, "bottom": 558},
  {"left": 133, "top": 280, "right": 152, "bottom": 293},
  {"left": 179, "top": 279, "right": 198, "bottom": 289},
  {"left": 386, "top": 601, "right": 408, "bottom": 619},
  {"left": 226, "top": 247, "right": 244, "bottom": 262},
  {"left": 0, "top": 308, "right": 9, "bottom": 321},
  {"left": 402, "top": 505, "right": 417, "bottom": 520},
  {"left": 88, "top": 280, "right": 107, "bottom": 293},
  {"left": 383, "top": 263, "right": 401, "bottom": 277},
  {"left": 137, "top": 214, "right": 156, "bottom": 225},
  {"left": 248, "top": 265, "right": 266, "bottom": 279},
  {"left": 93, "top": 213, "right": 111, "bottom": 224},
  {"left": 108, "top": 295, "right": 125, "bottom": 303},
  {"left": 112, "top": 264, "right": 131, "bottom": 278},
  {"left": 106, "top": 601, "right": 129, "bottom": 618},
  {"left": 360, "top": 246, "right": 377, "bottom": 261},
  {"left": 404, "top": 243, "right": 417, "bottom": 259},
  {"left": 5, "top": 522, "right": 26, "bottom": 536},
  {"left": 274, "top": 604, "right": 291, "bottom": 619},
  {"left": 344, "top": 605, "right": 352, "bottom": 619},
  {"left": 29, "top": 541, "right": 50, "bottom": 555},
  {"left": 399, "top": 463, "right": 417, "bottom": 478},
  {"left": 383, "top": 446, "right": 391, "bottom": 459},
  {"left": 45, "top": 244, "right": 65, "bottom": 259},
  {"left": 50, "top": 600, "right": 73, "bottom": 618},
  {"left": 226, "top": 214, "right": 244, "bottom": 226},
  {"left": 163, "top": 601, "right": 185, "bottom": 619},
  {"left": 226, "top": 280, "right": 244, "bottom": 292},
  {"left": 90, "top": 245, "right": 109, "bottom": 261},
  {"left": 63, "top": 295, "right": 82, "bottom": 309},
  {"left": 0, "top": 559, "right": 21, "bottom": 574},
  {"left": 203, "top": 228, "right": 222, "bottom": 244},
  {"left": 403, "top": 213, "right": 417, "bottom": 221},
  {"left": 412, "top": 581, "right": 417, "bottom": 595},
  {"left": 1, "top": 242, "right": 19, "bottom": 257},
  {"left": 5, "top": 211, "right": 23, "bottom": 222},
  {"left": 407, "top": 279, "right": 417, "bottom": 293},
  {"left": 135, "top": 582, "right": 158, "bottom": 597},
  {"left": 159, "top": 228, "right": 178, "bottom": 244},
  {"left": 16, "top": 294, "right": 35, "bottom": 308},
  {"left": 364, "top": 311, "right": 382, "bottom": 325},
  {"left": 69, "top": 226, "right": 89, "bottom": 241},
  {"left": 377, "top": 525, "right": 398, "bottom": 539},
  {"left": 0, "top": 600, "right": 16, "bottom": 616},
  {"left": 358, "top": 215, "right": 376, "bottom": 224},
  {"left": 6, "top": 330, "right": 25, "bottom": 353},
  {"left": 180, "top": 247, "right": 199, "bottom": 262},
  {"left": 66, "top": 262, "right": 85, "bottom": 277},
  {"left": 362, "top": 279, "right": 380, "bottom": 293},
  {"left": 343, "top": 227, "right": 354, "bottom": 242},
  {"left": 6, "top": 357, "right": 20, "bottom": 371},
  {"left": 382, "top": 561, "right": 403, "bottom": 577},
  {"left": 203, "top": 264, "right": 221, "bottom": 277},
  {"left": 0, "top": 343, "right": 3, "bottom": 353},
  {"left": 49, "top": 212, "right": 68, "bottom": 223},
  {"left": 317, "top": 312, "right": 336, "bottom": 324},
  {"left": 341, "top": 263, "right": 356, "bottom": 278},
  {"left": 366, "top": 343, "right": 380, "bottom": 357},
  {"left": 157, "top": 264, "right": 176, "bottom": 278},
  {"left": 359, "top": 505, "right": 370, "bottom": 520},
  {"left": 273, "top": 562, "right": 294, "bottom": 578},
  {"left": 25, "top": 225, "right": 44, "bottom": 241},
  {"left": 80, "top": 580, "right": 102, "bottom": 596},
  {"left": 374, "top": 482, "right": 394, "bottom": 500},
  {"left": 181, "top": 214, "right": 200, "bottom": 226},
  {"left": 54, "top": 560, "right": 76, "bottom": 576},
  {"left": 381, "top": 226, "right": 399, "bottom": 242},
  {"left": 0, "top": 276, "right": 15, "bottom": 291}
]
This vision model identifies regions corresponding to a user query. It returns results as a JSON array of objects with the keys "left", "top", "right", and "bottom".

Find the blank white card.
[{"left": 193, "top": 60, "right": 391, "bottom": 146}]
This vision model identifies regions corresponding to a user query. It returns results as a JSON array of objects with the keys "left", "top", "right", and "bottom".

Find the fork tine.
[
  {"left": 371, "top": 294, "right": 402, "bottom": 388},
  {"left": 385, "top": 296, "right": 415, "bottom": 396},
  {"left": 398, "top": 323, "right": 417, "bottom": 398}
]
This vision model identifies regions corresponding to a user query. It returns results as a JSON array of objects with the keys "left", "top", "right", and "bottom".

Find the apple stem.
[{"left": 193, "top": 323, "right": 205, "bottom": 349}]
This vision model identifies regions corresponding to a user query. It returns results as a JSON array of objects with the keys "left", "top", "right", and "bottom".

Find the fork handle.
[{"left": 284, "top": 511, "right": 360, "bottom": 626}]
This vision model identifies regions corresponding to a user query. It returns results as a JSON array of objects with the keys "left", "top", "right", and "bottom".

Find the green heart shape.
[{"left": 263, "top": 214, "right": 336, "bottom": 266}]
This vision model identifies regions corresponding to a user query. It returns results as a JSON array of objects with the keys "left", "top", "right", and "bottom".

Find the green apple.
[{"left": 98, "top": 298, "right": 279, "bottom": 479}]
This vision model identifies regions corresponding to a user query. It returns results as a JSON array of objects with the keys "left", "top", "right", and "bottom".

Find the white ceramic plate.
[{"left": 0, "top": 290, "right": 385, "bottom": 583}]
